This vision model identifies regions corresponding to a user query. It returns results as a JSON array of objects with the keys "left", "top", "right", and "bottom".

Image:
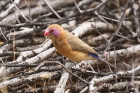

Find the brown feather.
[
  {"left": 65, "top": 31, "right": 98, "bottom": 55},
  {"left": 46, "top": 24, "right": 98, "bottom": 62},
  {"left": 45, "top": 24, "right": 120, "bottom": 70}
]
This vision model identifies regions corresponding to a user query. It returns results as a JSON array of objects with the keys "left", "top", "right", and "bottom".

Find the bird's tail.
[
  {"left": 88, "top": 53, "right": 120, "bottom": 70},
  {"left": 88, "top": 53, "right": 100, "bottom": 59}
]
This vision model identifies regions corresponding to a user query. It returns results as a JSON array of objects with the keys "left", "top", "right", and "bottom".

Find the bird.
[{"left": 44, "top": 24, "right": 119, "bottom": 70}]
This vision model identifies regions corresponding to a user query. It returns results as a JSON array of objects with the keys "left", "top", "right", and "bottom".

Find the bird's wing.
[{"left": 66, "top": 33, "right": 98, "bottom": 55}]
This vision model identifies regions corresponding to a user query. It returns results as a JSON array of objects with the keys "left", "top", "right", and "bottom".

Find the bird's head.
[{"left": 44, "top": 24, "right": 62, "bottom": 39}]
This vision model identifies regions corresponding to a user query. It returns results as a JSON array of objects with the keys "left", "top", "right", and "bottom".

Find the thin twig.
[
  {"left": 43, "top": 0, "right": 62, "bottom": 19},
  {"left": 35, "top": 61, "right": 89, "bottom": 85},
  {"left": 74, "top": 0, "right": 83, "bottom": 13},
  {"left": 11, "top": 0, "right": 29, "bottom": 21}
]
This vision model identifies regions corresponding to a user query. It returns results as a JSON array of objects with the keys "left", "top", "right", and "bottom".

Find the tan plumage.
[
  {"left": 45, "top": 24, "right": 98, "bottom": 62},
  {"left": 44, "top": 24, "right": 120, "bottom": 70}
]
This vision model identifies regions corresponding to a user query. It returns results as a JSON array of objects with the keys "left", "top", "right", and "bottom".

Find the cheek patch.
[{"left": 52, "top": 28, "right": 61, "bottom": 37}]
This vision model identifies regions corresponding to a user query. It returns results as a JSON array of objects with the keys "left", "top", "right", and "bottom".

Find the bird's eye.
[{"left": 50, "top": 29, "right": 54, "bottom": 32}]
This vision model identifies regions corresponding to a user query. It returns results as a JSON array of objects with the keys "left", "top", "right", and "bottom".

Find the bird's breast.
[{"left": 53, "top": 39, "right": 95, "bottom": 62}]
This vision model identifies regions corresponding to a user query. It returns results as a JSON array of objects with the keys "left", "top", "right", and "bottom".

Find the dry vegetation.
[{"left": 0, "top": 0, "right": 140, "bottom": 93}]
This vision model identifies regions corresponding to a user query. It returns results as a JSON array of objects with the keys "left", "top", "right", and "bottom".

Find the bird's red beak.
[{"left": 44, "top": 30, "right": 50, "bottom": 36}]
